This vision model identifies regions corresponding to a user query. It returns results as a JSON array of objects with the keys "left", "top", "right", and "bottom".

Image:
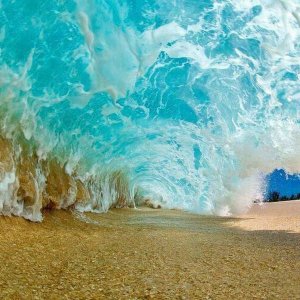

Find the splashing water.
[{"left": 0, "top": 0, "right": 299, "bottom": 220}]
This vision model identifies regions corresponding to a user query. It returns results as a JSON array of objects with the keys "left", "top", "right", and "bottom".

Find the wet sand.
[{"left": 0, "top": 204, "right": 299, "bottom": 299}]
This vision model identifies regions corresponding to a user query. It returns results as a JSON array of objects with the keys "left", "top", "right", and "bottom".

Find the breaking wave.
[{"left": 0, "top": 0, "right": 299, "bottom": 220}]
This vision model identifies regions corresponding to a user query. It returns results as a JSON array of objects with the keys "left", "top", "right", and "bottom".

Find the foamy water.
[{"left": 0, "top": 0, "right": 299, "bottom": 220}]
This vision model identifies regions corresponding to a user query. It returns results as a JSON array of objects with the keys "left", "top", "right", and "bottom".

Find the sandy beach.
[
  {"left": 0, "top": 202, "right": 299, "bottom": 299},
  {"left": 232, "top": 200, "right": 300, "bottom": 233}
]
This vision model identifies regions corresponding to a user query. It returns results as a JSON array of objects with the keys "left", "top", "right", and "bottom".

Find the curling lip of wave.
[{"left": 0, "top": 0, "right": 299, "bottom": 221}]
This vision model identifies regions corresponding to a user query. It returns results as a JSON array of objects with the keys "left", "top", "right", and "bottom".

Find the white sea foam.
[{"left": 0, "top": 0, "right": 299, "bottom": 220}]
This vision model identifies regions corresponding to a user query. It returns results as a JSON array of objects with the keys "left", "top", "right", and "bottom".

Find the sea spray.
[{"left": 0, "top": 0, "right": 299, "bottom": 220}]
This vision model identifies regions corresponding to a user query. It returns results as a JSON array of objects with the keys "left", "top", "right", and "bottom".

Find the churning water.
[{"left": 0, "top": 0, "right": 299, "bottom": 220}]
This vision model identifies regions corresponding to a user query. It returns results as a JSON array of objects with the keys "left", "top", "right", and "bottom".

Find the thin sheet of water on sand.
[{"left": 0, "top": 203, "right": 299, "bottom": 299}]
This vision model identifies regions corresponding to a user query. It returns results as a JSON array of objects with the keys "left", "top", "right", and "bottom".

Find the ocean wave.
[{"left": 0, "top": 0, "right": 299, "bottom": 220}]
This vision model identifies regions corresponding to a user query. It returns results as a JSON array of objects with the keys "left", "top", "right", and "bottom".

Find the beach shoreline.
[
  {"left": 0, "top": 202, "right": 299, "bottom": 299},
  {"left": 232, "top": 200, "right": 300, "bottom": 233}
]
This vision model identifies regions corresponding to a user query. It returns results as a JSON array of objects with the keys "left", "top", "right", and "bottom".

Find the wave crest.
[{"left": 0, "top": 0, "right": 299, "bottom": 220}]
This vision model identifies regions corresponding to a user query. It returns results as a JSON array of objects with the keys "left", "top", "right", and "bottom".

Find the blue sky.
[{"left": 266, "top": 169, "right": 300, "bottom": 197}]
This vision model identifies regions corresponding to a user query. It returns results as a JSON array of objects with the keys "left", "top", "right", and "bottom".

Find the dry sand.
[
  {"left": 0, "top": 202, "right": 299, "bottom": 299},
  {"left": 233, "top": 200, "right": 300, "bottom": 233}
]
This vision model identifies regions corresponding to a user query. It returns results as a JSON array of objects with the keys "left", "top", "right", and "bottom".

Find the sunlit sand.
[
  {"left": 233, "top": 200, "right": 300, "bottom": 233},
  {"left": 0, "top": 203, "right": 299, "bottom": 299}
]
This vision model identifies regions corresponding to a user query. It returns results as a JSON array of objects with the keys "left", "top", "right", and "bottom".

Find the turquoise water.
[{"left": 0, "top": 0, "right": 299, "bottom": 220}]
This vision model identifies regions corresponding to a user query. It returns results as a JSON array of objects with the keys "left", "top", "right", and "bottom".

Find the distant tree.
[
  {"left": 268, "top": 191, "right": 280, "bottom": 202},
  {"left": 266, "top": 191, "right": 300, "bottom": 202}
]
